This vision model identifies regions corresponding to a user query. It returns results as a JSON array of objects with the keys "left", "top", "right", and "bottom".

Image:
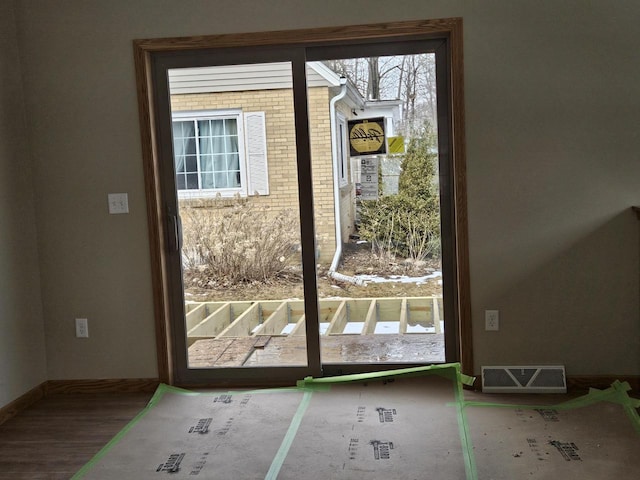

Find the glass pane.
[
  {"left": 308, "top": 53, "right": 445, "bottom": 364},
  {"left": 225, "top": 136, "right": 238, "bottom": 153},
  {"left": 185, "top": 155, "right": 198, "bottom": 173},
  {"left": 172, "top": 122, "right": 183, "bottom": 138},
  {"left": 199, "top": 138, "right": 212, "bottom": 155},
  {"left": 186, "top": 173, "right": 198, "bottom": 189},
  {"left": 200, "top": 155, "right": 213, "bottom": 173},
  {"left": 213, "top": 155, "right": 225, "bottom": 172},
  {"left": 213, "top": 171, "right": 226, "bottom": 188},
  {"left": 198, "top": 119, "right": 211, "bottom": 136},
  {"left": 210, "top": 119, "right": 224, "bottom": 135},
  {"left": 227, "top": 172, "right": 240, "bottom": 188},
  {"left": 175, "top": 155, "right": 185, "bottom": 173},
  {"left": 201, "top": 172, "right": 214, "bottom": 189},
  {"left": 173, "top": 138, "right": 183, "bottom": 155},
  {"left": 185, "top": 138, "right": 196, "bottom": 155},
  {"left": 168, "top": 61, "right": 306, "bottom": 369},
  {"left": 183, "top": 121, "right": 196, "bottom": 138},
  {"left": 211, "top": 136, "right": 225, "bottom": 154},
  {"left": 225, "top": 118, "right": 238, "bottom": 135},
  {"left": 227, "top": 153, "right": 240, "bottom": 171}
]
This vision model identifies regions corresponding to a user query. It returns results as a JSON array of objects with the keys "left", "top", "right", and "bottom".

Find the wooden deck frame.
[{"left": 185, "top": 297, "right": 442, "bottom": 344}]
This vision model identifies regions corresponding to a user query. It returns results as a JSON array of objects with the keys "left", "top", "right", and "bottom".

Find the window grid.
[{"left": 173, "top": 117, "right": 241, "bottom": 191}]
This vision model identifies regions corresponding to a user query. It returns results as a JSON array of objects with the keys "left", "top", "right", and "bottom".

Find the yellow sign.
[
  {"left": 348, "top": 117, "right": 386, "bottom": 156},
  {"left": 387, "top": 136, "right": 405, "bottom": 154}
]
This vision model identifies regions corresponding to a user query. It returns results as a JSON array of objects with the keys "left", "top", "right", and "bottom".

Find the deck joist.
[{"left": 185, "top": 296, "right": 444, "bottom": 346}]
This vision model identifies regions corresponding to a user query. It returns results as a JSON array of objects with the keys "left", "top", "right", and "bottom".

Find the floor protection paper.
[
  {"left": 276, "top": 375, "right": 465, "bottom": 480},
  {"left": 465, "top": 384, "right": 640, "bottom": 480},
  {"left": 74, "top": 386, "right": 305, "bottom": 479},
  {"left": 72, "top": 365, "right": 639, "bottom": 480}
]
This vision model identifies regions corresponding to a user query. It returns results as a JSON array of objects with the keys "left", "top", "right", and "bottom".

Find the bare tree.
[
  {"left": 325, "top": 53, "right": 437, "bottom": 135},
  {"left": 367, "top": 57, "right": 380, "bottom": 100}
]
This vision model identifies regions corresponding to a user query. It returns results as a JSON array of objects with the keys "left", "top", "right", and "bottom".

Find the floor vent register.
[{"left": 481, "top": 365, "right": 566, "bottom": 393}]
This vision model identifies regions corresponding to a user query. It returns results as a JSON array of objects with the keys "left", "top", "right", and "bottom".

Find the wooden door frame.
[{"left": 133, "top": 18, "right": 472, "bottom": 385}]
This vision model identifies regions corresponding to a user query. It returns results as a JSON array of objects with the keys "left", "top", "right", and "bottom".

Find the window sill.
[
  {"left": 178, "top": 189, "right": 245, "bottom": 200},
  {"left": 178, "top": 196, "right": 249, "bottom": 209}
]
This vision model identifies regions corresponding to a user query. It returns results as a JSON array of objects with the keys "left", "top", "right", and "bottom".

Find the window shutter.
[{"left": 244, "top": 112, "right": 269, "bottom": 196}]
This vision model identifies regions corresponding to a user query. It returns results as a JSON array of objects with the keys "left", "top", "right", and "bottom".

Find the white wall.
[
  {"left": 0, "top": 0, "right": 47, "bottom": 407},
  {"left": 11, "top": 0, "right": 640, "bottom": 380},
  {"left": 464, "top": 1, "right": 640, "bottom": 375}
]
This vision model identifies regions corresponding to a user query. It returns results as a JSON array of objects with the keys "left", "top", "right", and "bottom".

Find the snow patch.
[{"left": 355, "top": 271, "right": 442, "bottom": 285}]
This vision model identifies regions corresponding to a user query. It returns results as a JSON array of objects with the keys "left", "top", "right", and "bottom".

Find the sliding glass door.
[
  {"left": 306, "top": 41, "right": 451, "bottom": 370},
  {"left": 149, "top": 35, "right": 459, "bottom": 384}
]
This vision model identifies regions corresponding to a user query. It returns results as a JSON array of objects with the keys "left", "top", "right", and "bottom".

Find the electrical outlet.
[
  {"left": 485, "top": 310, "right": 499, "bottom": 331},
  {"left": 108, "top": 193, "right": 129, "bottom": 214},
  {"left": 75, "top": 318, "right": 89, "bottom": 338}
]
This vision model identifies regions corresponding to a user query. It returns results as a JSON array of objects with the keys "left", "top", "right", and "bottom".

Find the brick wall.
[{"left": 171, "top": 87, "right": 339, "bottom": 263}]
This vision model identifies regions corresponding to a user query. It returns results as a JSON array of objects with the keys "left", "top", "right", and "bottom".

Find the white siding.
[{"left": 169, "top": 61, "right": 339, "bottom": 94}]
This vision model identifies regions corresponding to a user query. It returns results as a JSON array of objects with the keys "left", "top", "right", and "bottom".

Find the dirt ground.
[{"left": 184, "top": 242, "right": 442, "bottom": 302}]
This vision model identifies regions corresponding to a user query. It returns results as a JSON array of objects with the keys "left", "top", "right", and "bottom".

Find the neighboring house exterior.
[{"left": 169, "top": 61, "right": 400, "bottom": 264}]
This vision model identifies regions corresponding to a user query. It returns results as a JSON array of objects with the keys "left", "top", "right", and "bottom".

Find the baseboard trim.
[
  {"left": 0, "top": 378, "right": 159, "bottom": 426},
  {"left": 45, "top": 378, "right": 160, "bottom": 395},
  {"left": 0, "top": 382, "right": 47, "bottom": 426},
  {"left": 471, "top": 374, "right": 639, "bottom": 395},
  {"left": 1, "top": 375, "right": 636, "bottom": 427},
  {"left": 566, "top": 375, "right": 640, "bottom": 394}
]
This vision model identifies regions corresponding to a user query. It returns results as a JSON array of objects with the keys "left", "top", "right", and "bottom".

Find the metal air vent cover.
[{"left": 481, "top": 365, "right": 566, "bottom": 393}]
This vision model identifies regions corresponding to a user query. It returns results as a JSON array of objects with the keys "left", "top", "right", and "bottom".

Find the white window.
[{"left": 172, "top": 110, "right": 269, "bottom": 198}]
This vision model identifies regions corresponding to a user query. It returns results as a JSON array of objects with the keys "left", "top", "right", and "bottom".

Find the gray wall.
[
  {"left": 4, "top": 0, "right": 638, "bottom": 397},
  {"left": 0, "top": 0, "right": 47, "bottom": 406}
]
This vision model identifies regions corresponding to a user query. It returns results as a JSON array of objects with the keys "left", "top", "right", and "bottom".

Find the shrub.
[
  {"left": 359, "top": 195, "right": 440, "bottom": 261},
  {"left": 181, "top": 199, "right": 300, "bottom": 285},
  {"left": 358, "top": 122, "right": 441, "bottom": 261}
]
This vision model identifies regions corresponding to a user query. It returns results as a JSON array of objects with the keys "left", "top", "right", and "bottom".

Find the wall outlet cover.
[{"left": 108, "top": 193, "right": 129, "bottom": 214}]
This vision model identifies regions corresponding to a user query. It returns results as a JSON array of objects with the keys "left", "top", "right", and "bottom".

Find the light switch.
[
  {"left": 108, "top": 193, "right": 129, "bottom": 214},
  {"left": 75, "top": 318, "right": 89, "bottom": 338}
]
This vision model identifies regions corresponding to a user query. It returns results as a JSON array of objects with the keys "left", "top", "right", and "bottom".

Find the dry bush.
[
  {"left": 358, "top": 121, "right": 441, "bottom": 264},
  {"left": 181, "top": 199, "right": 300, "bottom": 285},
  {"left": 359, "top": 196, "right": 440, "bottom": 265}
]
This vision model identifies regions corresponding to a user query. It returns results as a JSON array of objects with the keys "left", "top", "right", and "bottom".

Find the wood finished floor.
[
  {"left": 2, "top": 388, "right": 637, "bottom": 479},
  {"left": 0, "top": 393, "right": 153, "bottom": 479}
]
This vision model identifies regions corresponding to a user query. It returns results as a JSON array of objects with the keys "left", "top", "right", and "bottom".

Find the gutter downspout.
[{"left": 328, "top": 78, "right": 365, "bottom": 286}]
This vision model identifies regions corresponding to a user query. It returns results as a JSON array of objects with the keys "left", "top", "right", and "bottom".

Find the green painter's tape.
[
  {"left": 452, "top": 366, "right": 478, "bottom": 480},
  {"left": 264, "top": 390, "right": 313, "bottom": 480},
  {"left": 463, "top": 381, "right": 633, "bottom": 411},
  {"left": 142, "top": 383, "right": 167, "bottom": 408},
  {"left": 298, "top": 363, "right": 475, "bottom": 387},
  {"left": 241, "top": 387, "right": 306, "bottom": 394},
  {"left": 607, "top": 381, "right": 640, "bottom": 407},
  {"left": 461, "top": 379, "right": 640, "bottom": 436},
  {"left": 152, "top": 383, "right": 201, "bottom": 398},
  {"left": 610, "top": 381, "right": 640, "bottom": 435},
  {"left": 296, "top": 376, "right": 314, "bottom": 388},
  {"left": 296, "top": 383, "right": 333, "bottom": 392}
]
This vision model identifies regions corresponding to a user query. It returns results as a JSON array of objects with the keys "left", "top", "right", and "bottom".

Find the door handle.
[
  {"left": 168, "top": 214, "right": 183, "bottom": 253},
  {"left": 176, "top": 215, "right": 183, "bottom": 252}
]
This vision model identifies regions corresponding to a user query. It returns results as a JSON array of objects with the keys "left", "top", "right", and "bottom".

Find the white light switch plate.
[
  {"left": 75, "top": 318, "right": 89, "bottom": 338},
  {"left": 485, "top": 310, "right": 499, "bottom": 331},
  {"left": 108, "top": 193, "right": 129, "bottom": 214}
]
